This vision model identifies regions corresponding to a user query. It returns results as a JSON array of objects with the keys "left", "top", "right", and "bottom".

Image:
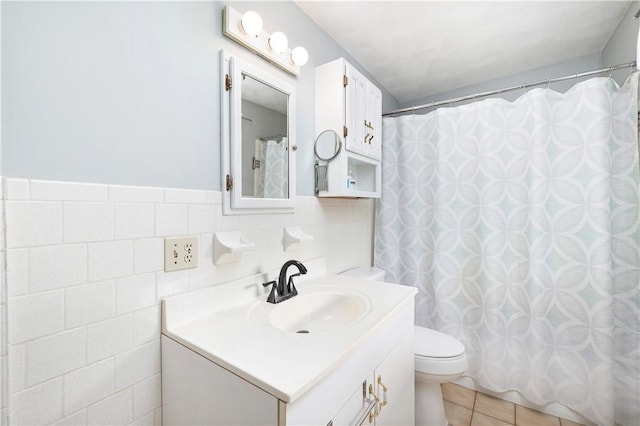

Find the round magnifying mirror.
[{"left": 314, "top": 129, "right": 342, "bottom": 161}]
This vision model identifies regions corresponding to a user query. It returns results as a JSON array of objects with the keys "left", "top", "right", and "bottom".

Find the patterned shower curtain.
[
  {"left": 253, "top": 137, "right": 288, "bottom": 198},
  {"left": 375, "top": 74, "right": 640, "bottom": 426}
]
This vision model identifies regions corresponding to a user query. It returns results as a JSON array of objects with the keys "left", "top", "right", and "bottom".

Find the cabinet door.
[
  {"left": 162, "top": 336, "right": 279, "bottom": 425},
  {"left": 345, "top": 63, "right": 369, "bottom": 157},
  {"left": 372, "top": 329, "right": 415, "bottom": 426},
  {"left": 367, "top": 85, "right": 382, "bottom": 161}
]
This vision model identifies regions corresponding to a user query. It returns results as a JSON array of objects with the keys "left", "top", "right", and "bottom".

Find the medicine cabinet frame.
[{"left": 220, "top": 51, "right": 296, "bottom": 215}]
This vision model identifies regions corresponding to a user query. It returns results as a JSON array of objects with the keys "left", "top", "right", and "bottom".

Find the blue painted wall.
[
  {"left": 1, "top": 1, "right": 397, "bottom": 194},
  {"left": 2, "top": 1, "right": 637, "bottom": 193}
]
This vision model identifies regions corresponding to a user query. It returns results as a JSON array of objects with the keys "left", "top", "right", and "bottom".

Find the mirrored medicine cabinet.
[{"left": 220, "top": 51, "right": 296, "bottom": 214}]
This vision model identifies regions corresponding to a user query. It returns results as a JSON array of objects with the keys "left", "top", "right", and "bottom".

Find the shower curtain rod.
[{"left": 383, "top": 60, "right": 637, "bottom": 116}]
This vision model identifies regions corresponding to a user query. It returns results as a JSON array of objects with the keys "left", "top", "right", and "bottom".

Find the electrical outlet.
[{"left": 164, "top": 236, "right": 198, "bottom": 272}]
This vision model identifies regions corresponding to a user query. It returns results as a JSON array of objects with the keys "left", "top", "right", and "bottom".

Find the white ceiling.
[{"left": 295, "top": 1, "right": 632, "bottom": 105}]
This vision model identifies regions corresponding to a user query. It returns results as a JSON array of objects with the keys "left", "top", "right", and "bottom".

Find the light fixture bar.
[{"left": 223, "top": 5, "right": 301, "bottom": 76}]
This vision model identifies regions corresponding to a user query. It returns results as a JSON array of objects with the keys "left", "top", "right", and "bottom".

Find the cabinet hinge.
[
  {"left": 225, "top": 174, "right": 233, "bottom": 191},
  {"left": 225, "top": 74, "right": 232, "bottom": 91},
  {"left": 343, "top": 75, "right": 348, "bottom": 87},
  {"left": 343, "top": 126, "right": 348, "bottom": 138}
]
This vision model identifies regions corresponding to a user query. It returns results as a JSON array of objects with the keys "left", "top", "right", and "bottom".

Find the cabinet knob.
[{"left": 291, "top": 145, "right": 298, "bottom": 151}]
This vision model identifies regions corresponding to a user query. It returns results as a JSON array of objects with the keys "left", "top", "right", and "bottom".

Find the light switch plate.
[{"left": 164, "top": 236, "right": 198, "bottom": 272}]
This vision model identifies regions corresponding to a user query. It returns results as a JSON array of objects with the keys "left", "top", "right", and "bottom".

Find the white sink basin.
[{"left": 268, "top": 289, "right": 371, "bottom": 334}]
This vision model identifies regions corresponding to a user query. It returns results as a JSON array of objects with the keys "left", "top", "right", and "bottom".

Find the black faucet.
[{"left": 262, "top": 260, "right": 308, "bottom": 304}]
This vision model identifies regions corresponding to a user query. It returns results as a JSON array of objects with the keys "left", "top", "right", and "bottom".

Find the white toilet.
[
  {"left": 340, "top": 267, "right": 468, "bottom": 426},
  {"left": 414, "top": 326, "right": 468, "bottom": 425}
]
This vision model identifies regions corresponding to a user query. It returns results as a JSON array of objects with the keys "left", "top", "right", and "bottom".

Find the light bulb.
[
  {"left": 268, "top": 31, "right": 288, "bottom": 54},
  {"left": 290, "top": 47, "right": 308, "bottom": 66},
  {"left": 240, "top": 11, "right": 262, "bottom": 36}
]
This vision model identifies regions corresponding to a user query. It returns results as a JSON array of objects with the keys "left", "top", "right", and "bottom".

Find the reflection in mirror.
[{"left": 241, "top": 73, "right": 289, "bottom": 199}]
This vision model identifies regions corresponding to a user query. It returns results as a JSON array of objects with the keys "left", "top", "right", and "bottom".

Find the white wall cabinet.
[
  {"left": 162, "top": 300, "right": 414, "bottom": 426},
  {"left": 315, "top": 58, "right": 382, "bottom": 198}
]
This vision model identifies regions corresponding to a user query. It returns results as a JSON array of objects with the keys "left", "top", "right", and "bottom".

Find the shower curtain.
[
  {"left": 375, "top": 74, "right": 640, "bottom": 426},
  {"left": 253, "top": 137, "right": 288, "bottom": 198}
]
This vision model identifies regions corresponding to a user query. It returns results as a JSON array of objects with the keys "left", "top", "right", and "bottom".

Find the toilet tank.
[{"left": 340, "top": 266, "right": 386, "bottom": 281}]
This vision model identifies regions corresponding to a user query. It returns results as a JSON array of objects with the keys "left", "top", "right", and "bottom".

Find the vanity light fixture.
[
  {"left": 268, "top": 31, "right": 288, "bottom": 54},
  {"left": 240, "top": 10, "right": 263, "bottom": 36},
  {"left": 223, "top": 5, "right": 307, "bottom": 76},
  {"left": 291, "top": 47, "right": 309, "bottom": 66}
]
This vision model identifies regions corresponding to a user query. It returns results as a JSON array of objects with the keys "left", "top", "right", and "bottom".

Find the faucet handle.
[
  {"left": 262, "top": 280, "right": 278, "bottom": 303},
  {"left": 287, "top": 273, "right": 302, "bottom": 295}
]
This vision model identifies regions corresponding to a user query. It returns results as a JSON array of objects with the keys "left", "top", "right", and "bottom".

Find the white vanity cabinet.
[
  {"left": 161, "top": 269, "right": 416, "bottom": 426},
  {"left": 285, "top": 301, "right": 414, "bottom": 426},
  {"left": 315, "top": 58, "right": 382, "bottom": 198},
  {"left": 329, "top": 327, "right": 414, "bottom": 426}
]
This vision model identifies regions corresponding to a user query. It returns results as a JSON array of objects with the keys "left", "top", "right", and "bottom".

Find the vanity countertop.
[{"left": 161, "top": 265, "right": 416, "bottom": 403}]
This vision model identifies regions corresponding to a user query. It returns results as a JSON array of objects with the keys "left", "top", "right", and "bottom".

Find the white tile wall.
[
  {"left": 0, "top": 182, "right": 6, "bottom": 426},
  {"left": 5, "top": 202, "right": 62, "bottom": 248},
  {"left": 5, "top": 249, "right": 27, "bottom": 297},
  {"left": 54, "top": 409, "right": 87, "bottom": 426},
  {"left": 65, "top": 281, "right": 115, "bottom": 328},
  {"left": 86, "top": 315, "right": 133, "bottom": 363},
  {"left": 11, "top": 378, "right": 63, "bottom": 425},
  {"left": 7, "top": 345, "right": 24, "bottom": 395},
  {"left": 132, "top": 374, "right": 161, "bottom": 419},
  {"left": 86, "top": 388, "right": 133, "bottom": 426},
  {"left": 62, "top": 358, "right": 114, "bottom": 416},
  {"left": 2, "top": 178, "right": 375, "bottom": 424},
  {"left": 115, "top": 203, "right": 155, "bottom": 239},
  {"left": 9, "top": 291, "right": 65, "bottom": 343},
  {"left": 88, "top": 240, "right": 134, "bottom": 281},
  {"left": 29, "top": 245, "right": 87, "bottom": 292},
  {"left": 63, "top": 203, "right": 114, "bottom": 243},
  {"left": 25, "top": 328, "right": 86, "bottom": 386}
]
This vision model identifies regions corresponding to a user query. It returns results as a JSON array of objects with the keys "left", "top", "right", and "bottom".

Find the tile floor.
[{"left": 441, "top": 383, "right": 585, "bottom": 426}]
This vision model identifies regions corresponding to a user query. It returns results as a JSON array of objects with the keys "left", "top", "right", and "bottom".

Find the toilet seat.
[
  {"left": 414, "top": 326, "right": 468, "bottom": 376},
  {"left": 415, "top": 326, "right": 465, "bottom": 358}
]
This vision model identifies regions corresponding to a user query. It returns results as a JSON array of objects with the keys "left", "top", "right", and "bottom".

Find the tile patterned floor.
[{"left": 441, "top": 383, "right": 585, "bottom": 426}]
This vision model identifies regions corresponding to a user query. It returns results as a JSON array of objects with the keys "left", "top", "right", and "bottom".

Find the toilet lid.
[{"left": 415, "top": 326, "right": 465, "bottom": 358}]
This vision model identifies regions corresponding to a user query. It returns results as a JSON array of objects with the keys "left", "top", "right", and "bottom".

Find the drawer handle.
[
  {"left": 368, "top": 384, "right": 380, "bottom": 423},
  {"left": 377, "top": 375, "right": 388, "bottom": 392},
  {"left": 377, "top": 376, "right": 388, "bottom": 410},
  {"left": 351, "top": 392, "right": 377, "bottom": 425}
]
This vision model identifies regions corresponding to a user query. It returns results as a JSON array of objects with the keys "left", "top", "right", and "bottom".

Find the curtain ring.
[
  {"left": 547, "top": 78, "right": 551, "bottom": 89},
  {"left": 608, "top": 67, "right": 612, "bottom": 79}
]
